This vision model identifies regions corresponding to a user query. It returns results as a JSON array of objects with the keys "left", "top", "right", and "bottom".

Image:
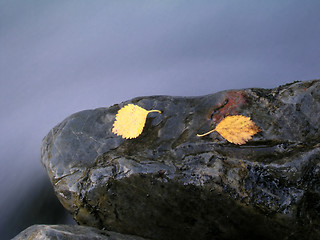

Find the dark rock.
[
  {"left": 12, "top": 224, "right": 148, "bottom": 240},
  {"left": 41, "top": 80, "right": 320, "bottom": 240}
]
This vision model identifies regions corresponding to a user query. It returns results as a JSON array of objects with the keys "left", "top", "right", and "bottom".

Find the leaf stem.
[
  {"left": 197, "top": 129, "right": 216, "bottom": 137},
  {"left": 148, "top": 110, "right": 162, "bottom": 114}
]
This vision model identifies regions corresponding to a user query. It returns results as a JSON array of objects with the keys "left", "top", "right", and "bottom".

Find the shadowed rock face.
[{"left": 41, "top": 80, "right": 320, "bottom": 240}]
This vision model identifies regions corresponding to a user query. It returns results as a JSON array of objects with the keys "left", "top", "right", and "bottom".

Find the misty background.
[{"left": 1, "top": 0, "right": 320, "bottom": 238}]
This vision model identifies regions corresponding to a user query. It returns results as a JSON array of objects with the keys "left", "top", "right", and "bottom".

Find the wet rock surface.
[
  {"left": 41, "top": 80, "right": 320, "bottom": 240},
  {"left": 12, "top": 224, "right": 148, "bottom": 240}
]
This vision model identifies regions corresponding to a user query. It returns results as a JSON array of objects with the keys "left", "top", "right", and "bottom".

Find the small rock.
[
  {"left": 41, "top": 80, "right": 320, "bottom": 240},
  {"left": 12, "top": 224, "right": 148, "bottom": 240}
]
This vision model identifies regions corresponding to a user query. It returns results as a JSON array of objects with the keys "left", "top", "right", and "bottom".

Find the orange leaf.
[{"left": 197, "top": 115, "right": 260, "bottom": 145}]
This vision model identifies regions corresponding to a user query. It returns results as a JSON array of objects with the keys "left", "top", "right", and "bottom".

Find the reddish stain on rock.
[{"left": 210, "top": 90, "right": 247, "bottom": 123}]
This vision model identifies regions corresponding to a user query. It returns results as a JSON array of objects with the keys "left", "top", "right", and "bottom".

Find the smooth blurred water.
[{"left": 1, "top": 0, "right": 320, "bottom": 238}]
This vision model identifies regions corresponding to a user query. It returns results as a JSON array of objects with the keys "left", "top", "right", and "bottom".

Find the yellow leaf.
[
  {"left": 112, "top": 104, "right": 161, "bottom": 139},
  {"left": 197, "top": 115, "right": 260, "bottom": 145}
]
